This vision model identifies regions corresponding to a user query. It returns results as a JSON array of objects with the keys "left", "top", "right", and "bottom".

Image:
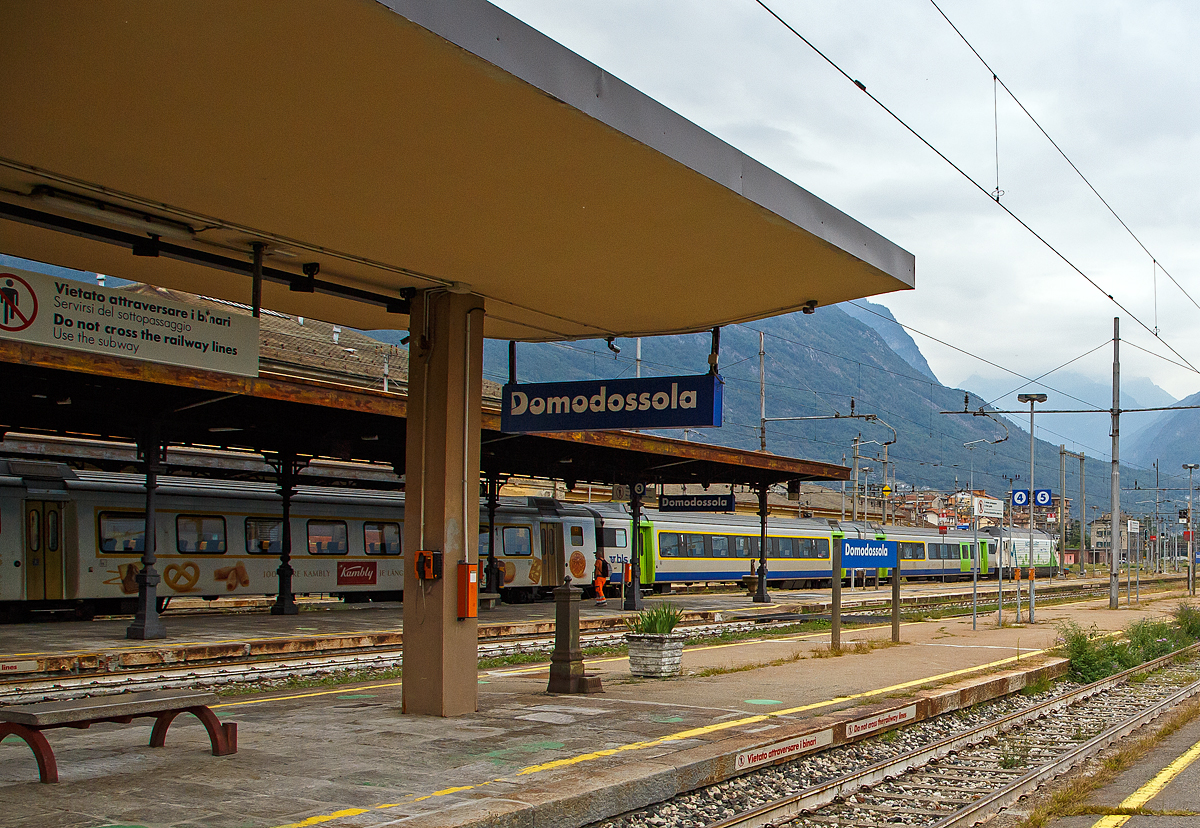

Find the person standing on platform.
[{"left": 593, "top": 551, "right": 610, "bottom": 606}]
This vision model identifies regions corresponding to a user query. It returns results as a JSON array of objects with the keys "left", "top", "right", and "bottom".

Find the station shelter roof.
[
  {"left": 0, "top": 0, "right": 913, "bottom": 342},
  {"left": 0, "top": 338, "right": 848, "bottom": 489}
]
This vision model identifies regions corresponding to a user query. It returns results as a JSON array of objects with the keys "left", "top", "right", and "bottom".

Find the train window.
[
  {"left": 365, "top": 522, "right": 401, "bottom": 555},
  {"left": 478, "top": 529, "right": 491, "bottom": 558},
  {"left": 27, "top": 508, "right": 40, "bottom": 553},
  {"left": 797, "top": 537, "right": 830, "bottom": 559},
  {"left": 45, "top": 508, "right": 59, "bottom": 552},
  {"left": 502, "top": 526, "right": 531, "bottom": 556},
  {"left": 659, "top": 533, "right": 681, "bottom": 557},
  {"left": 570, "top": 525, "right": 584, "bottom": 546},
  {"left": 733, "top": 536, "right": 758, "bottom": 558},
  {"left": 898, "top": 541, "right": 925, "bottom": 560},
  {"left": 711, "top": 536, "right": 730, "bottom": 557},
  {"left": 685, "top": 534, "right": 706, "bottom": 558},
  {"left": 602, "top": 528, "right": 627, "bottom": 548},
  {"left": 929, "top": 543, "right": 955, "bottom": 560},
  {"left": 246, "top": 518, "right": 282, "bottom": 555},
  {"left": 177, "top": 515, "right": 227, "bottom": 554},
  {"left": 773, "top": 537, "right": 796, "bottom": 558},
  {"left": 98, "top": 512, "right": 145, "bottom": 553},
  {"left": 308, "top": 520, "right": 348, "bottom": 555}
]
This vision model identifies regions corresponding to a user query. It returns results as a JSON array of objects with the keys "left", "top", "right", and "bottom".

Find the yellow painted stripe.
[
  {"left": 512, "top": 648, "right": 1045, "bottom": 776},
  {"left": 273, "top": 808, "right": 370, "bottom": 828},
  {"left": 1090, "top": 735, "right": 1200, "bottom": 828},
  {"left": 212, "top": 681, "right": 402, "bottom": 708},
  {"left": 486, "top": 622, "right": 912, "bottom": 677}
]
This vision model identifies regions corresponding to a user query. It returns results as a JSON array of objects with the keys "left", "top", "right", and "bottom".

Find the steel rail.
[
  {"left": 704, "top": 642, "right": 1200, "bottom": 828},
  {"left": 2, "top": 579, "right": 1172, "bottom": 704}
]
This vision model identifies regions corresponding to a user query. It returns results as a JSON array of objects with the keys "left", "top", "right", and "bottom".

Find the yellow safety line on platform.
[
  {"left": 273, "top": 808, "right": 371, "bottom": 828},
  {"left": 212, "top": 681, "right": 403, "bottom": 709},
  {"left": 265, "top": 647, "right": 1045, "bottom": 828},
  {"left": 485, "top": 622, "right": 913, "bottom": 677},
  {"left": 1, "top": 626, "right": 406, "bottom": 659},
  {"left": 1089, "top": 735, "right": 1200, "bottom": 828}
]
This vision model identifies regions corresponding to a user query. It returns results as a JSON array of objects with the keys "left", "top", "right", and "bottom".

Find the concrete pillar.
[{"left": 402, "top": 290, "right": 485, "bottom": 717}]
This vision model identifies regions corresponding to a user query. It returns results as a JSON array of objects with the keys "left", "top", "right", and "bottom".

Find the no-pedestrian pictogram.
[{"left": 0, "top": 272, "right": 38, "bottom": 332}]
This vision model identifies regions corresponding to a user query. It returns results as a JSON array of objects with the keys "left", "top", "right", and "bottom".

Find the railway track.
[
  {"left": 0, "top": 578, "right": 1180, "bottom": 704},
  {"left": 597, "top": 646, "right": 1200, "bottom": 828}
]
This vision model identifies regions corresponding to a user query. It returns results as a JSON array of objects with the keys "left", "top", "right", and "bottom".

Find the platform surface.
[{"left": 1, "top": 584, "right": 1193, "bottom": 828}]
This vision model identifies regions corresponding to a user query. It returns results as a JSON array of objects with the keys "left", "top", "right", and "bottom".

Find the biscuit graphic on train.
[
  {"left": 569, "top": 550, "right": 587, "bottom": 580},
  {"left": 163, "top": 561, "right": 200, "bottom": 592}
]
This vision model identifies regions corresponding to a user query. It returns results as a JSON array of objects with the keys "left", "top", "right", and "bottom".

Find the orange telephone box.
[{"left": 458, "top": 561, "right": 478, "bottom": 620}]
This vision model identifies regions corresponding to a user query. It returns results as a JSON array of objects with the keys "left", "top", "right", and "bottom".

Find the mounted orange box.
[
  {"left": 415, "top": 550, "right": 442, "bottom": 581},
  {"left": 458, "top": 561, "right": 478, "bottom": 620}
]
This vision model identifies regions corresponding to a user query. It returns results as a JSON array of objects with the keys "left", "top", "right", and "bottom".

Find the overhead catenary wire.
[
  {"left": 754, "top": 0, "right": 1200, "bottom": 376},
  {"left": 845, "top": 300, "right": 1104, "bottom": 409},
  {"left": 928, "top": 0, "right": 1200, "bottom": 320}
]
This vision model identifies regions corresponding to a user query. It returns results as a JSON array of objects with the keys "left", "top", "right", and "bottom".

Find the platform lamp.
[
  {"left": 1018, "top": 393, "right": 1047, "bottom": 618},
  {"left": 1185, "top": 463, "right": 1198, "bottom": 596}
]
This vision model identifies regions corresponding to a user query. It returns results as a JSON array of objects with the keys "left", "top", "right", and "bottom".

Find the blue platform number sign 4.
[{"left": 1011, "top": 490, "right": 1029, "bottom": 507}]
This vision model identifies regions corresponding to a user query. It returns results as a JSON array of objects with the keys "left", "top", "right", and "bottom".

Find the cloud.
[{"left": 492, "top": 0, "right": 1200, "bottom": 397}]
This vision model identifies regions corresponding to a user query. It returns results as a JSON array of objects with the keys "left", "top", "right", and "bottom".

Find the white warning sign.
[
  {"left": 735, "top": 728, "right": 832, "bottom": 771},
  {"left": 0, "top": 265, "right": 259, "bottom": 377}
]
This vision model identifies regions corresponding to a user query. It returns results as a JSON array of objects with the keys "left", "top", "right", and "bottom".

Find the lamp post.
[
  {"left": 1018, "top": 393, "right": 1047, "bottom": 623},
  {"left": 1185, "top": 464, "right": 1198, "bottom": 596},
  {"left": 964, "top": 439, "right": 987, "bottom": 630}
]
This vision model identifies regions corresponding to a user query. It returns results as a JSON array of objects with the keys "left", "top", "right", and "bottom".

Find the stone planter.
[{"left": 625, "top": 632, "right": 686, "bottom": 677}]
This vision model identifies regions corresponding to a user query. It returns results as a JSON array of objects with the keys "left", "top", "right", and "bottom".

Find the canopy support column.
[
  {"left": 484, "top": 470, "right": 502, "bottom": 595},
  {"left": 623, "top": 483, "right": 645, "bottom": 611},
  {"left": 402, "top": 290, "right": 485, "bottom": 717},
  {"left": 127, "top": 428, "right": 166, "bottom": 640},
  {"left": 271, "top": 450, "right": 302, "bottom": 616},
  {"left": 754, "top": 483, "right": 771, "bottom": 603}
]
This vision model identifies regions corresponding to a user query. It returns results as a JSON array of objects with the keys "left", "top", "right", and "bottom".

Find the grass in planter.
[{"left": 626, "top": 603, "right": 684, "bottom": 634}]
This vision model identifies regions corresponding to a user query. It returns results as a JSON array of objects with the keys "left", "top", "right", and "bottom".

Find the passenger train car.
[{"left": 1, "top": 467, "right": 1058, "bottom": 619}]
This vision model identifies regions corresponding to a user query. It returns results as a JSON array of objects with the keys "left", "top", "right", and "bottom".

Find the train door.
[
  {"left": 639, "top": 523, "right": 654, "bottom": 586},
  {"left": 960, "top": 543, "right": 972, "bottom": 576},
  {"left": 24, "top": 500, "right": 64, "bottom": 601},
  {"left": 540, "top": 522, "right": 564, "bottom": 586}
]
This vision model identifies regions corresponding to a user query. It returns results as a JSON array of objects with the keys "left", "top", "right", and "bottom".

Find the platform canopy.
[{"left": 0, "top": 0, "right": 913, "bottom": 342}]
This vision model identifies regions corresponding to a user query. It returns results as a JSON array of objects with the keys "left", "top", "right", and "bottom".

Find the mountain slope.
[
  {"left": 1125, "top": 390, "right": 1200, "bottom": 469},
  {"left": 453, "top": 306, "right": 1152, "bottom": 507},
  {"left": 839, "top": 299, "right": 938, "bottom": 383},
  {"left": 958, "top": 370, "right": 1177, "bottom": 461}
]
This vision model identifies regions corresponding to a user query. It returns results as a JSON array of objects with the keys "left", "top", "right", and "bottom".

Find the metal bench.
[{"left": 0, "top": 689, "right": 236, "bottom": 783}]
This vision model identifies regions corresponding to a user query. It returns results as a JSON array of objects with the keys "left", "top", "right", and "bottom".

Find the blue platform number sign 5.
[{"left": 1033, "top": 489, "right": 1052, "bottom": 507}]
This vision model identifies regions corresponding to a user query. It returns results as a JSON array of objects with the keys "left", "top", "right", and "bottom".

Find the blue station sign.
[
  {"left": 841, "top": 539, "right": 898, "bottom": 569},
  {"left": 501, "top": 373, "right": 723, "bottom": 433},
  {"left": 658, "top": 493, "right": 736, "bottom": 513}
]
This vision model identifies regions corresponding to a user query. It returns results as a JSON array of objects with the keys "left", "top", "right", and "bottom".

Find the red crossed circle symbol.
[{"left": 0, "top": 273, "right": 38, "bottom": 332}]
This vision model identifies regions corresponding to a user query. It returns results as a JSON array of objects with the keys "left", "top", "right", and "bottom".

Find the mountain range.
[{"left": 372, "top": 303, "right": 1174, "bottom": 513}]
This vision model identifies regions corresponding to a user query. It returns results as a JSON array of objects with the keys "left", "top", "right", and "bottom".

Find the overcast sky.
[{"left": 490, "top": 0, "right": 1200, "bottom": 403}]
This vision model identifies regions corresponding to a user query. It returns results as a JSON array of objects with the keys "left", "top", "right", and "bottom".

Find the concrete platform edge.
[{"left": 393, "top": 656, "right": 1069, "bottom": 828}]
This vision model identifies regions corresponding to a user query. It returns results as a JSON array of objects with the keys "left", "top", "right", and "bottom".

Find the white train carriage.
[
  {"left": 981, "top": 526, "right": 1059, "bottom": 577},
  {"left": 477, "top": 496, "right": 601, "bottom": 603},
  {"left": 3, "top": 470, "right": 409, "bottom": 618},
  {"left": 1, "top": 468, "right": 602, "bottom": 619}
]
